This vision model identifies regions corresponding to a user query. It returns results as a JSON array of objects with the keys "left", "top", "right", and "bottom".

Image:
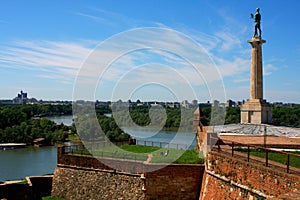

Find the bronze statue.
[{"left": 250, "top": 8, "right": 261, "bottom": 37}]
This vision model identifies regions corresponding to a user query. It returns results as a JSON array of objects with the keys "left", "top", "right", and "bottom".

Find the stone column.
[
  {"left": 241, "top": 37, "right": 272, "bottom": 124},
  {"left": 248, "top": 37, "right": 265, "bottom": 100}
]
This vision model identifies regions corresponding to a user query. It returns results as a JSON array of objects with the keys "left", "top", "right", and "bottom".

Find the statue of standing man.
[{"left": 250, "top": 8, "right": 262, "bottom": 37}]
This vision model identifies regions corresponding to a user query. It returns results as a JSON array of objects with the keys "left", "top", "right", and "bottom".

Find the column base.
[{"left": 241, "top": 99, "right": 272, "bottom": 124}]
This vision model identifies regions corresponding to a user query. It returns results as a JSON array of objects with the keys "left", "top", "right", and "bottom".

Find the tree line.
[
  {"left": 111, "top": 105, "right": 300, "bottom": 128},
  {"left": 0, "top": 105, "right": 74, "bottom": 144},
  {"left": 1, "top": 103, "right": 299, "bottom": 144}
]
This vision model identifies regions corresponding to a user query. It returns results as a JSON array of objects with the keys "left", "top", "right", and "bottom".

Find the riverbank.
[{"left": 0, "top": 143, "right": 26, "bottom": 150}]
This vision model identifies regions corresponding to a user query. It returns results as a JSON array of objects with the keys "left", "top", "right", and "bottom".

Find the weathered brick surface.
[
  {"left": 202, "top": 151, "right": 300, "bottom": 199},
  {"left": 145, "top": 165, "right": 204, "bottom": 200},
  {"left": 202, "top": 175, "right": 260, "bottom": 200}
]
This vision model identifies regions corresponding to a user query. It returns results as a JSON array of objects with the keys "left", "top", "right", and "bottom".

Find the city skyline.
[
  {"left": 2, "top": 90, "right": 297, "bottom": 107},
  {"left": 0, "top": 1, "right": 299, "bottom": 102}
]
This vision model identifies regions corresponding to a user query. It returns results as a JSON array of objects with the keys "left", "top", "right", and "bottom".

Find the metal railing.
[
  {"left": 210, "top": 136, "right": 300, "bottom": 174},
  {"left": 136, "top": 139, "right": 196, "bottom": 150},
  {"left": 63, "top": 144, "right": 172, "bottom": 162}
]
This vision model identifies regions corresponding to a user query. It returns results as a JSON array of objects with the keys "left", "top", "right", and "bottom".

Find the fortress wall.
[
  {"left": 144, "top": 164, "right": 204, "bottom": 200},
  {"left": 201, "top": 151, "right": 300, "bottom": 200},
  {"left": 52, "top": 147, "right": 205, "bottom": 200},
  {"left": 52, "top": 166, "right": 144, "bottom": 200}
]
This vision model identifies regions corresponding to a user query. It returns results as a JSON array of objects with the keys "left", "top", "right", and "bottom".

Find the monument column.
[
  {"left": 249, "top": 38, "right": 265, "bottom": 100},
  {"left": 241, "top": 37, "right": 272, "bottom": 124}
]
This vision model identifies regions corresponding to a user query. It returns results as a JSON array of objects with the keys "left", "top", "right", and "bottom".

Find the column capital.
[{"left": 248, "top": 37, "right": 266, "bottom": 47}]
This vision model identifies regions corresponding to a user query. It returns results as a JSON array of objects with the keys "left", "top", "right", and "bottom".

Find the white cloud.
[
  {"left": 75, "top": 12, "right": 116, "bottom": 27},
  {"left": 263, "top": 63, "right": 278, "bottom": 76},
  {"left": 214, "top": 57, "right": 249, "bottom": 77},
  {"left": 0, "top": 40, "right": 94, "bottom": 80},
  {"left": 0, "top": 27, "right": 256, "bottom": 101},
  {"left": 214, "top": 31, "right": 242, "bottom": 51},
  {"left": 233, "top": 78, "right": 249, "bottom": 83}
]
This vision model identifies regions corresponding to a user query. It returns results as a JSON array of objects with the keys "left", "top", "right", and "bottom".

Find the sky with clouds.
[{"left": 0, "top": 0, "right": 299, "bottom": 103}]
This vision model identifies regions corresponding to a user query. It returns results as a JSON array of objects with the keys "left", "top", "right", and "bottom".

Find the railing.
[
  {"left": 63, "top": 145, "right": 175, "bottom": 162},
  {"left": 64, "top": 144, "right": 86, "bottom": 154},
  {"left": 210, "top": 136, "right": 300, "bottom": 174},
  {"left": 136, "top": 139, "right": 196, "bottom": 150}
]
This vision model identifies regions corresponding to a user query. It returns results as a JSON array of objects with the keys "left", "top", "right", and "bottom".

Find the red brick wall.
[
  {"left": 202, "top": 151, "right": 300, "bottom": 199},
  {"left": 144, "top": 164, "right": 204, "bottom": 200}
]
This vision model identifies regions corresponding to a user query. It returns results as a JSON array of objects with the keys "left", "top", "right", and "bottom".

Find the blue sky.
[{"left": 0, "top": 0, "right": 299, "bottom": 103}]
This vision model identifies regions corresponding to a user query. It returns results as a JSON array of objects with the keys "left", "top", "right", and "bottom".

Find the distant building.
[
  {"left": 212, "top": 100, "right": 219, "bottom": 107},
  {"left": 236, "top": 101, "right": 243, "bottom": 107},
  {"left": 192, "top": 100, "right": 198, "bottom": 106},
  {"left": 13, "top": 90, "right": 28, "bottom": 104},
  {"left": 165, "top": 102, "right": 180, "bottom": 108},
  {"left": 181, "top": 100, "right": 190, "bottom": 108},
  {"left": 219, "top": 103, "right": 226, "bottom": 108},
  {"left": 226, "top": 99, "right": 236, "bottom": 107}
]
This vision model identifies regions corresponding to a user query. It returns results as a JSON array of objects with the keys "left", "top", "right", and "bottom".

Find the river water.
[
  {"left": 0, "top": 146, "right": 57, "bottom": 182},
  {"left": 0, "top": 115, "right": 196, "bottom": 181}
]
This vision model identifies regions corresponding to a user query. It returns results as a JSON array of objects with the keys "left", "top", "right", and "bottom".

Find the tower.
[{"left": 240, "top": 37, "right": 272, "bottom": 124}]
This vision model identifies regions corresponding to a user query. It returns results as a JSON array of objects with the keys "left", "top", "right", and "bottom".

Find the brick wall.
[
  {"left": 201, "top": 151, "right": 300, "bottom": 199},
  {"left": 144, "top": 164, "right": 204, "bottom": 200}
]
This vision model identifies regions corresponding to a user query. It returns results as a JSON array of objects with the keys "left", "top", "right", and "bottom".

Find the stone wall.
[
  {"left": 201, "top": 151, "right": 300, "bottom": 199},
  {"left": 52, "top": 147, "right": 205, "bottom": 200},
  {"left": 52, "top": 166, "right": 144, "bottom": 200}
]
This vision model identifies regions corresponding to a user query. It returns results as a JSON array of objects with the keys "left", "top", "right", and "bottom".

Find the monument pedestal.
[{"left": 241, "top": 99, "right": 272, "bottom": 124}]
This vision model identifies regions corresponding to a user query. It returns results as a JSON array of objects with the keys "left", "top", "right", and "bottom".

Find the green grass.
[
  {"left": 42, "top": 197, "right": 64, "bottom": 200},
  {"left": 16, "top": 179, "right": 28, "bottom": 185},
  {"left": 236, "top": 148, "right": 300, "bottom": 168},
  {"left": 71, "top": 145, "right": 204, "bottom": 164},
  {"left": 68, "top": 134, "right": 79, "bottom": 139}
]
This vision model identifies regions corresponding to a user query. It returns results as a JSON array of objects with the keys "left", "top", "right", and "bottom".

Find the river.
[
  {"left": 0, "top": 146, "right": 57, "bottom": 182},
  {"left": 0, "top": 115, "right": 196, "bottom": 181}
]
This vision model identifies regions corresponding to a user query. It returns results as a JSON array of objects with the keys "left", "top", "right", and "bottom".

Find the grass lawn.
[
  {"left": 71, "top": 145, "right": 204, "bottom": 164},
  {"left": 42, "top": 197, "right": 64, "bottom": 200},
  {"left": 68, "top": 134, "right": 79, "bottom": 139},
  {"left": 236, "top": 148, "right": 300, "bottom": 168}
]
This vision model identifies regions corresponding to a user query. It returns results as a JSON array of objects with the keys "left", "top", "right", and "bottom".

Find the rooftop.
[{"left": 213, "top": 124, "right": 300, "bottom": 138}]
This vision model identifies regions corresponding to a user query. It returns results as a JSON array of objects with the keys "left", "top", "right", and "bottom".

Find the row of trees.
[
  {"left": 111, "top": 105, "right": 240, "bottom": 130},
  {"left": 0, "top": 105, "right": 74, "bottom": 144},
  {"left": 109, "top": 105, "right": 300, "bottom": 128},
  {"left": 74, "top": 113, "right": 130, "bottom": 142},
  {"left": 1, "top": 103, "right": 299, "bottom": 144},
  {"left": 272, "top": 105, "right": 300, "bottom": 127}
]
